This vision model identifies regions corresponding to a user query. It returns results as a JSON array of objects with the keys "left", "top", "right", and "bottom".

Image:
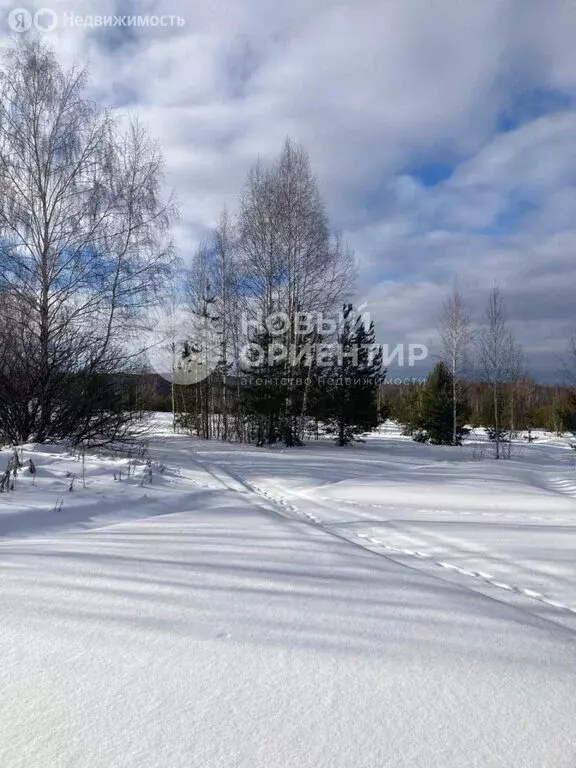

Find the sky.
[{"left": 1, "top": 0, "right": 576, "bottom": 382}]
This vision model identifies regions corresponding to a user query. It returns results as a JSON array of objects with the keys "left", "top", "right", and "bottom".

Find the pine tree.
[
  {"left": 324, "top": 304, "right": 385, "bottom": 446},
  {"left": 414, "top": 362, "right": 470, "bottom": 445}
]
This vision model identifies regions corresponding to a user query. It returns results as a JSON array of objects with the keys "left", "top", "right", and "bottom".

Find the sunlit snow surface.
[{"left": 1, "top": 416, "right": 575, "bottom": 767}]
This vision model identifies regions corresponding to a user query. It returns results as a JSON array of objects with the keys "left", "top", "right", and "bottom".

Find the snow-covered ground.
[{"left": 1, "top": 415, "right": 575, "bottom": 767}]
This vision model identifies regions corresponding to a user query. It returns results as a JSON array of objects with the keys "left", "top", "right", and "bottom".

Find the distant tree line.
[
  {"left": 383, "top": 285, "right": 576, "bottom": 454},
  {"left": 386, "top": 375, "right": 576, "bottom": 437}
]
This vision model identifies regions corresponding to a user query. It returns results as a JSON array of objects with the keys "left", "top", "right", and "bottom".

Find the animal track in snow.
[
  {"left": 355, "top": 534, "right": 576, "bottom": 616},
  {"left": 222, "top": 477, "right": 576, "bottom": 621}
]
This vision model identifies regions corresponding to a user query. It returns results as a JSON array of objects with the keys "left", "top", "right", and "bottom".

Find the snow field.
[{"left": 1, "top": 416, "right": 575, "bottom": 767}]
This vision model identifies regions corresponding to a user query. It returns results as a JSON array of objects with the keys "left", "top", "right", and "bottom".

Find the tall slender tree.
[
  {"left": 212, "top": 206, "right": 237, "bottom": 440},
  {"left": 439, "top": 283, "right": 473, "bottom": 445},
  {"left": 478, "top": 287, "right": 518, "bottom": 459}
]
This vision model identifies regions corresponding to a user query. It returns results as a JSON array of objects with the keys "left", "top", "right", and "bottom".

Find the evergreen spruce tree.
[
  {"left": 558, "top": 393, "right": 576, "bottom": 436},
  {"left": 241, "top": 330, "right": 288, "bottom": 445},
  {"left": 390, "top": 384, "right": 423, "bottom": 435},
  {"left": 413, "top": 362, "right": 470, "bottom": 445},
  {"left": 325, "top": 304, "right": 385, "bottom": 446}
]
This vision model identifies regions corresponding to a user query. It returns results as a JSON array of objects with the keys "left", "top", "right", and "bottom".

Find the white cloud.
[{"left": 1, "top": 0, "right": 575, "bottom": 378}]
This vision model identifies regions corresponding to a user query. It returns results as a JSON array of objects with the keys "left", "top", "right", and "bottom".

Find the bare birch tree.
[
  {"left": 171, "top": 140, "right": 355, "bottom": 446},
  {"left": 439, "top": 283, "right": 474, "bottom": 445},
  {"left": 211, "top": 206, "right": 240, "bottom": 440},
  {"left": 0, "top": 39, "right": 177, "bottom": 445},
  {"left": 478, "top": 287, "right": 517, "bottom": 459},
  {"left": 237, "top": 139, "right": 355, "bottom": 444},
  {"left": 505, "top": 336, "right": 525, "bottom": 458}
]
